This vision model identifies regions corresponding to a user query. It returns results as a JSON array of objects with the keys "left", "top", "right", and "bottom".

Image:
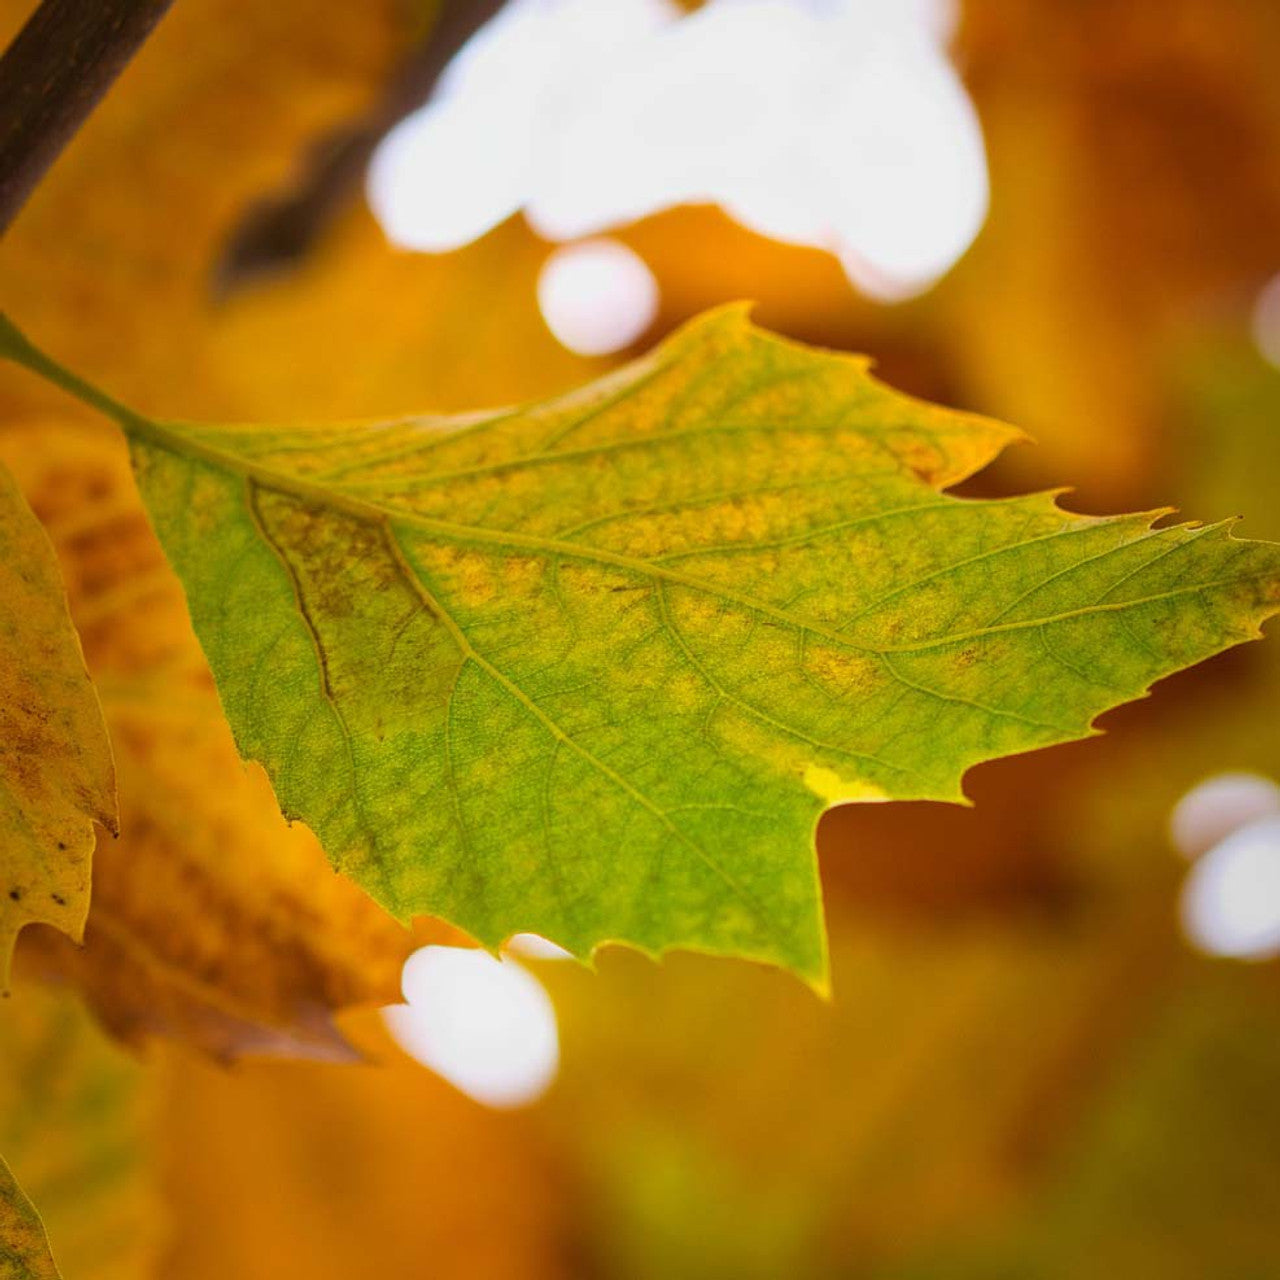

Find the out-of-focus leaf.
[
  {"left": 156, "top": 1014, "right": 564, "bottom": 1280},
  {"left": 0, "top": 0, "right": 409, "bottom": 414},
  {"left": 22, "top": 697, "right": 413, "bottom": 1062},
  {"left": 876, "top": 970, "right": 1280, "bottom": 1280},
  {"left": 537, "top": 900, "right": 1188, "bottom": 1279},
  {"left": 0, "top": 1155, "right": 60, "bottom": 1280},
  {"left": 0, "top": 983, "right": 154, "bottom": 1280},
  {"left": 1, "top": 421, "right": 411, "bottom": 1061},
  {"left": 0, "top": 0, "right": 582, "bottom": 432},
  {"left": 0, "top": 461, "right": 116, "bottom": 988},
  {"left": 945, "top": 0, "right": 1280, "bottom": 504},
  {"left": 8, "top": 310, "right": 1280, "bottom": 984}
]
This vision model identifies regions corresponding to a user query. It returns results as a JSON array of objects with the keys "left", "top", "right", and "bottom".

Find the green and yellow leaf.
[
  {"left": 3, "top": 308, "right": 1278, "bottom": 985},
  {"left": 0, "top": 461, "right": 116, "bottom": 988}
]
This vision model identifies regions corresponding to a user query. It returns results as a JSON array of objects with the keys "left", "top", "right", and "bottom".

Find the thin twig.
[
  {"left": 213, "top": 0, "right": 509, "bottom": 296},
  {"left": 0, "top": 0, "right": 177, "bottom": 235}
]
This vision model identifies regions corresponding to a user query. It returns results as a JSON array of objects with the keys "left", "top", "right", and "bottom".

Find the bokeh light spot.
[
  {"left": 1180, "top": 817, "right": 1280, "bottom": 961},
  {"left": 1251, "top": 271, "right": 1280, "bottom": 369},
  {"left": 367, "top": 0, "right": 987, "bottom": 301},
  {"left": 506, "top": 932, "right": 574, "bottom": 960},
  {"left": 536, "top": 239, "right": 659, "bottom": 355},
  {"left": 1169, "top": 771, "right": 1280, "bottom": 861},
  {"left": 383, "top": 946, "right": 559, "bottom": 1108}
]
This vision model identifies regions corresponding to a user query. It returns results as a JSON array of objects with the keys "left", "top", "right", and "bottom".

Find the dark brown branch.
[
  {"left": 213, "top": 0, "right": 509, "bottom": 296},
  {"left": 0, "top": 0, "right": 177, "bottom": 234}
]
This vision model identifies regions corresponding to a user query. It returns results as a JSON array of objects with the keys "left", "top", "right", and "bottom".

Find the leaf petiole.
[{"left": 0, "top": 312, "right": 147, "bottom": 433}]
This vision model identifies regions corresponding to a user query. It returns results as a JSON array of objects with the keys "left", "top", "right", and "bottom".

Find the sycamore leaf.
[
  {"left": 0, "top": 1156, "right": 60, "bottom": 1280},
  {"left": 3, "top": 309, "right": 1279, "bottom": 985},
  {"left": 0, "top": 461, "right": 116, "bottom": 989},
  {"left": 1, "top": 419, "right": 410, "bottom": 1061}
]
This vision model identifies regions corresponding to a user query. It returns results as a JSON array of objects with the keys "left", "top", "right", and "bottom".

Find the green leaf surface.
[
  {"left": 0, "top": 1156, "right": 59, "bottom": 1280},
  {"left": 4, "top": 309, "right": 1278, "bottom": 985},
  {"left": 0, "top": 460, "right": 116, "bottom": 989}
]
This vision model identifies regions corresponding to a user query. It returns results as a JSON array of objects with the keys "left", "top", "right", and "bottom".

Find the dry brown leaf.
[
  {"left": 0, "top": 0, "right": 426, "bottom": 1058},
  {"left": 4, "top": 419, "right": 410, "bottom": 1060}
]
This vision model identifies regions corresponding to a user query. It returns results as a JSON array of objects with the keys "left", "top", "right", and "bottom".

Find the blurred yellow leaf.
[
  {"left": 0, "top": 1155, "right": 60, "bottom": 1280},
  {"left": 0, "top": 460, "right": 115, "bottom": 988},
  {"left": 2, "top": 419, "right": 411, "bottom": 1060},
  {"left": 0, "top": 0, "right": 423, "bottom": 1060},
  {"left": 0, "top": 0, "right": 408, "bottom": 415}
]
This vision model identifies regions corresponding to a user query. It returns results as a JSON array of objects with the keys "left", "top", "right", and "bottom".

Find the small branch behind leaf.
[
  {"left": 212, "top": 0, "right": 509, "bottom": 296},
  {"left": 0, "top": 0, "right": 177, "bottom": 235}
]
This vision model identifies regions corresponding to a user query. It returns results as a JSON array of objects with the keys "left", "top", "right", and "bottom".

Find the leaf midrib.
[
  {"left": 131, "top": 415, "right": 1269, "bottom": 668},
  {"left": 2, "top": 321, "right": 1250, "bottom": 672}
]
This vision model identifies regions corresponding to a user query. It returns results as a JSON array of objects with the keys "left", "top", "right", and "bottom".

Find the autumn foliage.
[{"left": 2, "top": 1, "right": 1280, "bottom": 1277}]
